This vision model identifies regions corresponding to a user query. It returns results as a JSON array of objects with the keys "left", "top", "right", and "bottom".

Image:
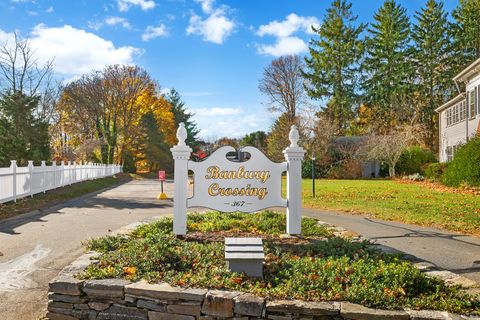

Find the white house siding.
[
  {"left": 438, "top": 71, "right": 480, "bottom": 162},
  {"left": 439, "top": 112, "right": 468, "bottom": 162}
]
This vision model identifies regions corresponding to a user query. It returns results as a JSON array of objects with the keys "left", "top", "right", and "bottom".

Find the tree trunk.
[{"left": 388, "top": 165, "right": 395, "bottom": 177}]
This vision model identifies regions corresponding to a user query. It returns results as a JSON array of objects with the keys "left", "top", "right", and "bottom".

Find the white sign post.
[{"left": 171, "top": 123, "right": 305, "bottom": 236}]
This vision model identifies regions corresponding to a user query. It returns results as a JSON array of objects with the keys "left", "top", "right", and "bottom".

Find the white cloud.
[
  {"left": 105, "top": 16, "right": 131, "bottom": 29},
  {"left": 88, "top": 20, "right": 103, "bottom": 31},
  {"left": 195, "top": 0, "right": 215, "bottom": 14},
  {"left": 187, "top": 1, "right": 235, "bottom": 44},
  {"left": 27, "top": 10, "right": 38, "bottom": 16},
  {"left": 45, "top": 6, "right": 54, "bottom": 13},
  {"left": 257, "top": 13, "right": 318, "bottom": 38},
  {"left": 28, "top": 24, "right": 140, "bottom": 76},
  {"left": 117, "top": 0, "right": 155, "bottom": 12},
  {"left": 142, "top": 24, "right": 168, "bottom": 41},
  {"left": 191, "top": 107, "right": 270, "bottom": 138},
  {"left": 256, "top": 13, "right": 319, "bottom": 57},
  {"left": 257, "top": 36, "right": 308, "bottom": 57},
  {"left": 195, "top": 107, "right": 241, "bottom": 116},
  {"left": 0, "top": 29, "right": 14, "bottom": 45}
]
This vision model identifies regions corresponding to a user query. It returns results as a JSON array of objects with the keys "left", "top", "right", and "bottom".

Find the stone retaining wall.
[{"left": 46, "top": 253, "right": 469, "bottom": 320}]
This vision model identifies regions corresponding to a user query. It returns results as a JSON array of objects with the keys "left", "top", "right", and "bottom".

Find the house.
[{"left": 436, "top": 57, "right": 480, "bottom": 162}]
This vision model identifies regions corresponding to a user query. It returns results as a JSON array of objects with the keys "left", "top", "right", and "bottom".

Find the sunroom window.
[{"left": 469, "top": 90, "right": 476, "bottom": 117}]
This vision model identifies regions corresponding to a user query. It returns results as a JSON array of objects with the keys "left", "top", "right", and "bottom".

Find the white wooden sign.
[{"left": 171, "top": 123, "right": 305, "bottom": 236}]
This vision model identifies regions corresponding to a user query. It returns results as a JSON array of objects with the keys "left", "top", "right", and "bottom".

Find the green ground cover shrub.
[
  {"left": 424, "top": 162, "right": 448, "bottom": 181},
  {"left": 81, "top": 212, "right": 479, "bottom": 314},
  {"left": 395, "top": 146, "right": 437, "bottom": 175},
  {"left": 443, "top": 137, "right": 480, "bottom": 187}
]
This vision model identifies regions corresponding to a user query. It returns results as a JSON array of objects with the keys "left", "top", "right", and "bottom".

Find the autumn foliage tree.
[{"left": 56, "top": 65, "right": 176, "bottom": 170}]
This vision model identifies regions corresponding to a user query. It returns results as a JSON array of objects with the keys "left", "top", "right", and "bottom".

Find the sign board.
[
  {"left": 188, "top": 146, "right": 286, "bottom": 212},
  {"left": 158, "top": 170, "right": 166, "bottom": 181},
  {"left": 171, "top": 123, "right": 305, "bottom": 236}
]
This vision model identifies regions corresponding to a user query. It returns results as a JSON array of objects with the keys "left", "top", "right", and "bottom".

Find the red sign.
[{"left": 158, "top": 170, "right": 166, "bottom": 181}]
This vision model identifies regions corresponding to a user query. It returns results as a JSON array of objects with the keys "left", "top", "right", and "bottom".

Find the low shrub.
[
  {"left": 443, "top": 137, "right": 480, "bottom": 187},
  {"left": 424, "top": 162, "right": 448, "bottom": 181},
  {"left": 395, "top": 146, "right": 437, "bottom": 175}
]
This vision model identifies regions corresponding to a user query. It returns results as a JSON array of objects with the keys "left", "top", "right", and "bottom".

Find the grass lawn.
[
  {"left": 81, "top": 212, "right": 480, "bottom": 314},
  {"left": 298, "top": 179, "right": 480, "bottom": 236},
  {"left": 0, "top": 173, "right": 131, "bottom": 222}
]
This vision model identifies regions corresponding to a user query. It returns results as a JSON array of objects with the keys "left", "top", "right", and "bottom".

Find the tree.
[
  {"left": 135, "top": 111, "right": 172, "bottom": 173},
  {"left": 259, "top": 55, "right": 306, "bottom": 122},
  {"left": 303, "top": 0, "right": 365, "bottom": 134},
  {"left": 57, "top": 65, "right": 176, "bottom": 166},
  {"left": 362, "top": 0, "right": 413, "bottom": 132},
  {"left": 0, "top": 91, "right": 50, "bottom": 165},
  {"left": 412, "top": 0, "right": 455, "bottom": 151},
  {"left": 452, "top": 0, "right": 480, "bottom": 66},
  {"left": 165, "top": 89, "right": 199, "bottom": 148},
  {"left": 240, "top": 131, "right": 267, "bottom": 152},
  {"left": 266, "top": 113, "right": 298, "bottom": 162},
  {"left": 362, "top": 125, "right": 424, "bottom": 177},
  {"left": 0, "top": 33, "right": 53, "bottom": 165}
]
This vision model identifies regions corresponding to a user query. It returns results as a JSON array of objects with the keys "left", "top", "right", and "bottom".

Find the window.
[
  {"left": 469, "top": 90, "right": 476, "bottom": 117},
  {"left": 446, "top": 108, "right": 452, "bottom": 126},
  {"left": 477, "top": 86, "right": 479, "bottom": 116},
  {"left": 459, "top": 101, "right": 466, "bottom": 121},
  {"left": 454, "top": 104, "right": 459, "bottom": 123},
  {"left": 446, "top": 146, "right": 453, "bottom": 162}
]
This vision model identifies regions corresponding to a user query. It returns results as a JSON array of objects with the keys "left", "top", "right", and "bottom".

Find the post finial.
[
  {"left": 288, "top": 125, "right": 299, "bottom": 147},
  {"left": 176, "top": 123, "right": 187, "bottom": 146}
]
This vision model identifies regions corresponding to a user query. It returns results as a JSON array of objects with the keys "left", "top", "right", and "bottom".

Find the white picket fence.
[{"left": 0, "top": 160, "right": 122, "bottom": 204}]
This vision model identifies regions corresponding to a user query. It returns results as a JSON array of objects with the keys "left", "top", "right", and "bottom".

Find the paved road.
[
  {"left": 302, "top": 208, "right": 480, "bottom": 283},
  {"left": 0, "top": 179, "right": 174, "bottom": 320}
]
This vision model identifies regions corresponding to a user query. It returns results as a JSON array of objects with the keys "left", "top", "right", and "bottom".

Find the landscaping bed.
[{"left": 78, "top": 211, "right": 479, "bottom": 315}]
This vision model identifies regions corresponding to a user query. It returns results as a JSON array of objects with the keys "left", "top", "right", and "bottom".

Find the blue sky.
[{"left": 0, "top": 0, "right": 458, "bottom": 139}]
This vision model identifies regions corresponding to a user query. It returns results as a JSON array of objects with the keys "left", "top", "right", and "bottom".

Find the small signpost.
[
  {"left": 157, "top": 170, "right": 168, "bottom": 200},
  {"left": 171, "top": 123, "right": 305, "bottom": 236}
]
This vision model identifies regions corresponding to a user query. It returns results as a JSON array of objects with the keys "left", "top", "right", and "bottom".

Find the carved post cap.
[
  {"left": 177, "top": 122, "right": 188, "bottom": 146},
  {"left": 289, "top": 125, "right": 299, "bottom": 147}
]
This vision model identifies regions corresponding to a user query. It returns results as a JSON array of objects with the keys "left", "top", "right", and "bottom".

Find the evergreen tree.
[
  {"left": 137, "top": 111, "right": 173, "bottom": 173},
  {"left": 452, "top": 0, "right": 480, "bottom": 66},
  {"left": 0, "top": 91, "right": 50, "bottom": 166},
  {"left": 303, "top": 0, "right": 365, "bottom": 134},
  {"left": 266, "top": 113, "right": 298, "bottom": 162},
  {"left": 165, "top": 89, "right": 200, "bottom": 148},
  {"left": 362, "top": 0, "right": 413, "bottom": 132},
  {"left": 240, "top": 131, "right": 267, "bottom": 152},
  {"left": 412, "top": 0, "right": 454, "bottom": 151}
]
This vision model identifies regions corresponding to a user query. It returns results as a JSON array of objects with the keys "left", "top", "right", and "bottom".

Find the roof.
[
  {"left": 435, "top": 93, "right": 466, "bottom": 113},
  {"left": 453, "top": 57, "right": 480, "bottom": 83}
]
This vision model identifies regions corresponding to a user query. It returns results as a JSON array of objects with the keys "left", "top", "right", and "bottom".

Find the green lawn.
[{"left": 297, "top": 179, "right": 480, "bottom": 236}]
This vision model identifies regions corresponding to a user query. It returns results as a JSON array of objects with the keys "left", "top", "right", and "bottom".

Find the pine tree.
[
  {"left": 137, "top": 111, "right": 173, "bottom": 173},
  {"left": 452, "top": 0, "right": 480, "bottom": 66},
  {"left": 165, "top": 89, "right": 200, "bottom": 148},
  {"left": 362, "top": 0, "right": 413, "bottom": 132},
  {"left": 0, "top": 91, "right": 50, "bottom": 166},
  {"left": 303, "top": 0, "right": 365, "bottom": 135},
  {"left": 412, "top": 0, "right": 454, "bottom": 151}
]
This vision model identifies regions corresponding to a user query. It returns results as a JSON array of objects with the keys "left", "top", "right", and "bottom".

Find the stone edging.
[{"left": 46, "top": 252, "right": 479, "bottom": 320}]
